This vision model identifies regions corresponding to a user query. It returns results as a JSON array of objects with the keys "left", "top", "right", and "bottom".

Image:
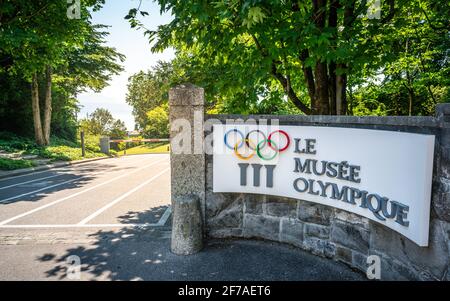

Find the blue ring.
[{"left": 224, "top": 129, "right": 244, "bottom": 150}]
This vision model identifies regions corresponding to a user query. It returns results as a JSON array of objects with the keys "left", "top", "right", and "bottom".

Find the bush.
[
  {"left": 0, "top": 131, "right": 36, "bottom": 152},
  {"left": 81, "top": 134, "right": 102, "bottom": 153},
  {"left": 29, "top": 145, "right": 106, "bottom": 161},
  {"left": 0, "top": 131, "right": 107, "bottom": 164},
  {"left": 0, "top": 158, "right": 36, "bottom": 170},
  {"left": 109, "top": 149, "right": 118, "bottom": 157}
]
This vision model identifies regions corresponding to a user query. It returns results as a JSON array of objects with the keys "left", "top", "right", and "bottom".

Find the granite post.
[{"left": 169, "top": 84, "right": 205, "bottom": 255}]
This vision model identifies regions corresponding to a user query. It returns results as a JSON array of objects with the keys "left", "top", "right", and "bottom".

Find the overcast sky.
[{"left": 77, "top": 0, "right": 175, "bottom": 130}]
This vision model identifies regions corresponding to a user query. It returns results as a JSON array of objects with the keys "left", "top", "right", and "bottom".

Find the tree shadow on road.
[
  {"left": 36, "top": 205, "right": 365, "bottom": 281},
  {"left": 0, "top": 163, "right": 133, "bottom": 205},
  {"left": 38, "top": 205, "right": 172, "bottom": 281}
]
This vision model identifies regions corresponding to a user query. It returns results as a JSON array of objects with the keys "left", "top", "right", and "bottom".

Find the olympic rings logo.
[{"left": 224, "top": 129, "right": 291, "bottom": 161}]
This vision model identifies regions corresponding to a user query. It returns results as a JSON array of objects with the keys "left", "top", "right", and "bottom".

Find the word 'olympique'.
[{"left": 292, "top": 157, "right": 410, "bottom": 226}]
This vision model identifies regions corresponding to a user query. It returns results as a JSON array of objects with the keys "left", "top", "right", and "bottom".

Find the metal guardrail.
[
  {"left": 99, "top": 137, "right": 170, "bottom": 155},
  {"left": 108, "top": 138, "right": 170, "bottom": 156},
  {"left": 109, "top": 138, "right": 170, "bottom": 143}
]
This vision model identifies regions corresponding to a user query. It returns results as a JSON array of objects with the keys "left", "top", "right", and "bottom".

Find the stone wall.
[{"left": 203, "top": 103, "right": 450, "bottom": 280}]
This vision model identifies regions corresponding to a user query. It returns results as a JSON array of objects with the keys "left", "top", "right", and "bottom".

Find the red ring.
[{"left": 268, "top": 130, "right": 290, "bottom": 152}]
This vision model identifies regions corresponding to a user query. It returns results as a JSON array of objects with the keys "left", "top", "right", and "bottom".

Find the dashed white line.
[
  {"left": 0, "top": 178, "right": 80, "bottom": 204},
  {"left": 0, "top": 158, "right": 167, "bottom": 226},
  {"left": 0, "top": 174, "right": 63, "bottom": 191},
  {"left": 77, "top": 168, "right": 170, "bottom": 225}
]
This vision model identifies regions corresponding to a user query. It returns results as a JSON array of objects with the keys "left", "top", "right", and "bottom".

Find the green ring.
[{"left": 257, "top": 139, "right": 278, "bottom": 161}]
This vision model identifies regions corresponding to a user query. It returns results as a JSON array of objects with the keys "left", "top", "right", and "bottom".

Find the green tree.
[
  {"left": 0, "top": 0, "right": 123, "bottom": 145},
  {"left": 126, "top": 61, "right": 174, "bottom": 130},
  {"left": 128, "top": 0, "right": 448, "bottom": 116},
  {"left": 109, "top": 119, "right": 128, "bottom": 139},
  {"left": 348, "top": 0, "right": 449, "bottom": 116},
  {"left": 130, "top": 0, "right": 399, "bottom": 115},
  {"left": 80, "top": 108, "right": 113, "bottom": 136},
  {"left": 79, "top": 108, "right": 127, "bottom": 139},
  {"left": 144, "top": 104, "right": 169, "bottom": 138}
]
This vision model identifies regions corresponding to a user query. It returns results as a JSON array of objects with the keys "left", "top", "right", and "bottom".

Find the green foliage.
[
  {"left": 0, "top": 131, "right": 35, "bottom": 152},
  {"left": 126, "top": 62, "right": 174, "bottom": 130},
  {"left": 0, "top": 131, "right": 105, "bottom": 164},
  {"left": 0, "top": 158, "right": 36, "bottom": 170},
  {"left": 79, "top": 108, "right": 127, "bottom": 139},
  {"left": 128, "top": 0, "right": 449, "bottom": 116},
  {"left": 144, "top": 104, "right": 169, "bottom": 138},
  {"left": 0, "top": 0, "right": 110, "bottom": 78},
  {"left": 109, "top": 120, "right": 128, "bottom": 140},
  {"left": 0, "top": 1, "right": 124, "bottom": 142},
  {"left": 83, "top": 134, "right": 102, "bottom": 153},
  {"left": 30, "top": 145, "right": 105, "bottom": 161}
]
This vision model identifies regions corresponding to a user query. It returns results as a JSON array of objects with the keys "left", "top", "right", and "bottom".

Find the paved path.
[{"left": 0, "top": 154, "right": 365, "bottom": 281}]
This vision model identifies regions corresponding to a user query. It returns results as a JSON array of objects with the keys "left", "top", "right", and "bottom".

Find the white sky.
[{"left": 77, "top": 0, "right": 175, "bottom": 130}]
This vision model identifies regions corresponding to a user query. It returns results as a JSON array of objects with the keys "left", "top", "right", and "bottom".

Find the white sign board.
[{"left": 213, "top": 124, "right": 435, "bottom": 246}]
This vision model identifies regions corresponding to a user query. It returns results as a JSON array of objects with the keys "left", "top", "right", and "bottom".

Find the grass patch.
[
  {"left": 118, "top": 143, "right": 170, "bottom": 155},
  {"left": 0, "top": 158, "right": 36, "bottom": 170}
]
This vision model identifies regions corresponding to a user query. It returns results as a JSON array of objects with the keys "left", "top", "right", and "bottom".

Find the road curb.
[{"left": 0, "top": 156, "right": 111, "bottom": 180}]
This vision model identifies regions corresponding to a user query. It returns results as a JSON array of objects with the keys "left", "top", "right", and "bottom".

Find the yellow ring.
[{"left": 234, "top": 139, "right": 255, "bottom": 160}]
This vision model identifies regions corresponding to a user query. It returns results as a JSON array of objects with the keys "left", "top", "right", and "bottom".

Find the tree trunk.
[
  {"left": 300, "top": 50, "right": 316, "bottom": 110},
  {"left": 312, "top": 0, "right": 330, "bottom": 115},
  {"left": 348, "top": 85, "right": 355, "bottom": 115},
  {"left": 43, "top": 66, "right": 52, "bottom": 145},
  {"left": 336, "top": 64, "right": 347, "bottom": 115},
  {"left": 408, "top": 90, "right": 414, "bottom": 116},
  {"left": 314, "top": 62, "right": 330, "bottom": 114},
  {"left": 329, "top": 62, "right": 337, "bottom": 115},
  {"left": 31, "top": 73, "right": 45, "bottom": 146},
  {"left": 328, "top": 0, "right": 339, "bottom": 115}
]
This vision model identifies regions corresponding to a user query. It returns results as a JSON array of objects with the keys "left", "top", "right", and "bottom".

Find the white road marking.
[
  {"left": 0, "top": 174, "right": 63, "bottom": 191},
  {"left": 0, "top": 168, "right": 65, "bottom": 182},
  {"left": 0, "top": 155, "right": 163, "bottom": 189},
  {"left": 0, "top": 159, "right": 103, "bottom": 182},
  {"left": 157, "top": 206, "right": 172, "bottom": 226},
  {"left": 0, "top": 224, "right": 159, "bottom": 229},
  {"left": 0, "top": 158, "right": 167, "bottom": 226},
  {"left": 78, "top": 168, "right": 170, "bottom": 225},
  {"left": 0, "top": 207, "right": 172, "bottom": 229},
  {"left": 0, "top": 178, "right": 80, "bottom": 204}
]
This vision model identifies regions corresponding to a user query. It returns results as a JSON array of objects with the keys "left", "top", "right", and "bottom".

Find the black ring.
[{"left": 245, "top": 130, "right": 267, "bottom": 150}]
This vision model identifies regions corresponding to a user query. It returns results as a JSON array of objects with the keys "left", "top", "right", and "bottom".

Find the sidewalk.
[{"left": 0, "top": 227, "right": 366, "bottom": 281}]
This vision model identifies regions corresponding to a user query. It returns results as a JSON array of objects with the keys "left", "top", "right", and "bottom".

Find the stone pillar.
[
  {"left": 100, "top": 137, "right": 110, "bottom": 155},
  {"left": 169, "top": 84, "right": 205, "bottom": 255},
  {"left": 434, "top": 103, "right": 450, "bottom": 222}
]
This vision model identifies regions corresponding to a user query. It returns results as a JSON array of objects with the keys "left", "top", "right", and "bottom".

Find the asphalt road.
[
  {"left": 0, "top": 154, "right": 365, "bottom": 281},
  {"left": 0, "top": 154, "right": 171, "bottom": 228}
]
